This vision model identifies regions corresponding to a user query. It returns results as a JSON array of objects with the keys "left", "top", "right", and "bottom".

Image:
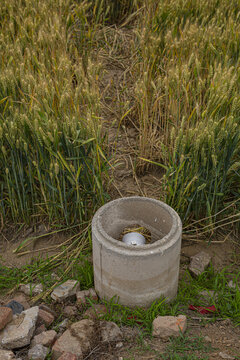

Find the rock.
[
  {"left": 0, "top": 308, "right": 13, "bottom": 331},
  {"left": 0, "top": 306, "right": 39, "bottom": 349},
  {"left": 70, "top": 319, "right": 95, "bottom": 354},
  {"left": 76, "top": 288, "right": 98, "bottom": 306},
  {"left": 20, "top": 284, "right": 43, "bottom": 297},
  {"left": 204, "top": 336, "right": 211, "bottom": 342},
  {"left": 12, "top": 294, "right": 30, "bottom": 310},
  {"left": 63, "top": 306, "right": 77, "bottom": 317},
  {"left": 87, "top": 288, "right": 98, "bottom": 301},
  {"left": 34, "top": 325, "right": 46, "bottom": 336},
  {"left": 5, "top": 301, "right": 24, "bottom": 315},
  {"left": 100, "top": 321, "right": 122, "bottom": 342},
  {"left": 51, "top": 280, "right": 80, "bottom": 302},
  {"left": 116, "top": 342, "right": 123, "bottom": 349},
  {"left": 58, "top": 354, "right": 77, "bottom": 360},
  {"left": 76, "top": 292, "right": 87, "bottom": 307},
  {"left": 31, "top": 330, "right": 57, "bottom": 347},
  {"left": 0, "top": 349, "right": 15, "bottom": 360},
  {"left": 56, "top": 319, "right": 69, "bottom": 332},
  {"left": 189, "top": 251, "right": 211, "bottom": 276},
  {"left": 28, "top": 344, "right": 49, "bottom": 360},
  {"left": 39, "top": 304, "right": 57, "bottom": 318},
  {"left": 52, "top": 330, "right": 83, "bottom": 360},
  {"left": 219, "top": 352, "right": 234, "bottom": 359},
  {"left": 152, "top": 315, "right": 187, "bottom": 339},
  {"left": 37, "top": 309, "right": 54, "bottom": 327},
  {"left": 52, "top": 319, "right": 95, "bottom": 360},
  {"left": 83, "top": 305, "right": 107, "bottom": 320}
]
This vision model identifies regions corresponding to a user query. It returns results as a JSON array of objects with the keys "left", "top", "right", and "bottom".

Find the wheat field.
[{"left": 0, "top": 0, "right": 239, "bottom": 232}]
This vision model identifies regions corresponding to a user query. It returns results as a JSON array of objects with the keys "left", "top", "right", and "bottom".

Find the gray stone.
[
  {"left": 20, "top": 284, "right": 43, "bottom": 297},
  {"left": 0, "top": 349, "right": 15, "bottom": 360},
  {"left": 5, "top": 301, "right": 24, "bottom": 315},
  {"left": 56, "top": 319, "right": 69, "bottom": 332},
  {"left": 0, "top": 307, "right": 39, "bottom": 349},
  {"left": 152, "top": 315, "right": 187, "bottom": 339},
  {"left": 51, "top": 280, "right": 80, "bottom": 302},
  {"left": 28, "top": 344, "right": 49, "bottom": 360},
  {"left": 100, "top": 321, "right": 122, "bottom": 342},
  {"left": 189, "top": 251, "right": 211, "bottom": 276}
]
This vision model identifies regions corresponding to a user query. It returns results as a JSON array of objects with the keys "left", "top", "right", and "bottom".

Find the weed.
[
  {"left": 100, "top": 265, "right": 240, "bottom": 332},
  {"left": 160, "top": 333, "right": 212, "bottom": 360}
]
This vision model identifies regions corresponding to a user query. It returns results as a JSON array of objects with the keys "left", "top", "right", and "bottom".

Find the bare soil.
[{"left": 0, "top": 224, "right": 68, "bottom": 268}]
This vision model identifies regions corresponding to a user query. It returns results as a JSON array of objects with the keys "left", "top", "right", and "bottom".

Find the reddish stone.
[
  {"left": 76, "top": 288, "right": 98, "bottom": 307},
  {"left": 58, "top": 352, "right": 77, "bottom": 360},
  {"left": 35, "top": 324, "right": 47, "bottom": 335},
  {"left": 152, "top": 315, "right": 187, "bottom": 338},
  {"left": 37, "top": 309, "right": 55, "bottom": 327},
  {"left": 52, "top": 330, "right": 83, "bottom": 360},
  {"left": 0, "top": 307, "right": 13, "bottom": 330},
  {"left": 88, "top": 288, "right": 98, "bottom": 301},
  {"left": 76, "top": 291, "right": 87, "bottom": 306},
  {"left": 39, "top": 304, "right": 57, "bottom": 317},
  {"left": 63, "top": 306, "right": 77, "bottom": 317},
  {"left": 83, "top": 304, "right": 107, "bottom": 320},
  {"left": 31, "top": 330, "right": 57, "bottom": 347},
  {"left": 52, "top": 319, "right": 95, "bottom": 360}
]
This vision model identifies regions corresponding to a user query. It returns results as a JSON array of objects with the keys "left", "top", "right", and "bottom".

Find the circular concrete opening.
[{"left": 92, "top": 197, "right": 182, "bottom": 307}]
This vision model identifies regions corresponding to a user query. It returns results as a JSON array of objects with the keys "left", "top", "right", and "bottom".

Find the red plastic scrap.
[
  {"left": 188, "top": 305, "right": 217, "bottom": 314},
  {"left": 127, "top": 315, "right": 143, "bottom": 325}
]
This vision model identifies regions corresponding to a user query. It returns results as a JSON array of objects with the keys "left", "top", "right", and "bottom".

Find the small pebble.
[
  {"left": 56, "top": 318, "right": 69, "bottom": 331},
  {"left": 204, "top": 336, "right": 211, "bottom": 343}
]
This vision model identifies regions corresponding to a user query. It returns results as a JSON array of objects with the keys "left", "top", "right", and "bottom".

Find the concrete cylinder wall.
[{"left": 92, "top": 197, "right": 182, "bottom": 307}]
